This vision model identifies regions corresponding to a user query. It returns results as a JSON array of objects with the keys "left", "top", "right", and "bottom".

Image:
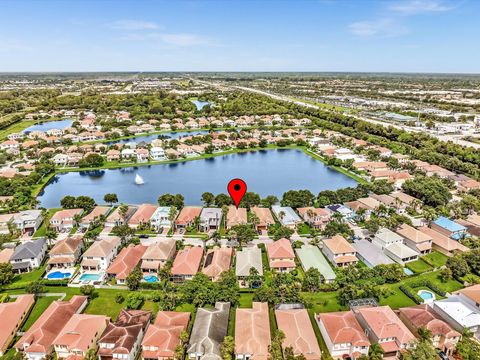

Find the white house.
[{"left": 150, "top": 147, "right": 165, "bottom": 161}]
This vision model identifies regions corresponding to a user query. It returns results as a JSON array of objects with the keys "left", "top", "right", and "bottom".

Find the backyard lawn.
[
  {"left": 406, "top": 259, "right": 432, "bottom": 274},
  {"left": 10, "top": 265, "right": 46, "bottom": 287},
  {"left": 33, "top": 208, "right": 61, "bottom": 237},
  {"left": 22, "top": 295, "right": 61, "bottom": 330},
  {"left": 302, "top": 291, "right": 346, "bottom": 313},
  {"left": 422, "top": 251, "right": 448, "bottom": 268}
]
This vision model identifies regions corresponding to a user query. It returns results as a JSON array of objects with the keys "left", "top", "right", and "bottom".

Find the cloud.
[
  {"left": 349, "top": 19, "right": 408, "bottom": 37},
  {"left": 388, "top": 0, "right": 454, "bottom": 15},
  {"left": 109, "top": 20, "right": 160, "bottom": 30}
]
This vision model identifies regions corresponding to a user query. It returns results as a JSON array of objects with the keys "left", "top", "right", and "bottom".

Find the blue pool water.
[
  {"left": 79, "top": 273, "right": 102, "bottom": 281},
  {"left": 144, "top": 275, "right": 159, "bottom": 283},
  {"left": 47, "top": 271, "right": 71, "bottom": 279},
  {"left": 419, "top": 290, "right": 434, "bottom": 300},
  {"left": 403, "top": 268, "right": 414, "bottom": 276},
  {"left": 23, "top": 119, "right": 73, "bottom": 133}
]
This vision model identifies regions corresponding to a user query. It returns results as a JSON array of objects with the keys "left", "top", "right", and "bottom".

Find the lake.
[
  {"left": 37, "top": 149, "right": 358, "bottom": 207},
  {"left": 191, "top": 100, "right": 212, "bottom": 110},
  {"left": 23, "top": 119, "right": 73, "bottom": 133},
  {"left": 105, "top": 130, "right": 212, "bottom": 145}
]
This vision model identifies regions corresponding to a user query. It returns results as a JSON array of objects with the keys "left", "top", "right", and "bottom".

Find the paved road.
[{"left": 195, "top": 79, "right": 480, "bottom": 150}]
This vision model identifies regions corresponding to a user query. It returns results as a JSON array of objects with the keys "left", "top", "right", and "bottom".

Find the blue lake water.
[
  {"left": 191, "top": 100, "right": 212, "bottom": 110},
  {"left": 37, "top": 149, "right": 358, "bottom": 208},
  {"left": 23, "top": 119, "right": 73, "bottom": 133},
  {"left": 105, "top": 130, "right": 212, "bottom": 145}
]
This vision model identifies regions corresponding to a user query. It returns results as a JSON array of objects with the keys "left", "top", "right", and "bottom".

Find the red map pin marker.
[{"left": 227, "top": 178, "right": 247, "bottom": 208}]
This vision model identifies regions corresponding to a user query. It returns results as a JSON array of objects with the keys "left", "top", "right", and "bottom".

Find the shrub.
[{"left": 399, "top": 285, "right": 423, "bottom": 304}]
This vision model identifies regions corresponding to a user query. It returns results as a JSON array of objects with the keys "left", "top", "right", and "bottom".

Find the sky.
[{"left": 0, "top": 0, "right": 479, "bottom": 73}]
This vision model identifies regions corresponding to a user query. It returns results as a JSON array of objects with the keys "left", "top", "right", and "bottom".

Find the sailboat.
[{"left": 135, "top": 174, "right": 145, "bottom": 185}]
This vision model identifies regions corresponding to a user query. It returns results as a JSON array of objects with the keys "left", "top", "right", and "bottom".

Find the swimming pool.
[
  {"left": 144, "top": 275, "right": 159, "bottom": 283},
  {"left": 79, "top": 273, "right": 102, "bottom": 281},
  {"left": 418, "top": 289, "right": 435, "bottom": 302},
  {"left": 47, "top": 271, "right": 72, "bottom": 279},
  {"left": 403, "top": 268, "right": 414, "bottom": 276}
]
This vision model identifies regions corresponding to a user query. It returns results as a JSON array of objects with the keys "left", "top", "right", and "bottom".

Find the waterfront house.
[
  {"left": 47, "top": 235, "right": 83, "bottom": 270},
  {"left": 105, "top": 205, "right": 137, "bottom": 227},
  {"left": 15, "top": 296, "right": 88, "bottom": 360},
  {"left": 202, "top": 247, "right": 233, "bottom": 281},
  {"left": 295, "top": 245, "right": 336, "bottom": 283},
  {"left": 106, "top": 149, "right": 120, "bottom": 162},
  {"left": 417, "top": 226, "right": 468, "bottom": 257},
  {"left": 150, "top": 147, "right": 166, "bottom": 161},
  {"left": 275, "top": 308, "right": 321, "bottom": 360},
  {"left": 271, "top": 205, "right": 302, "bottom": 229},
  {"left": 98, "top": 309, "right": 152, "bottom": 360},
  {"left": 141, "top": 239, "right": 176, "bottom": 274},
  {"left": 199, "top": 207, "right": 222, "bottom": 232},
  {"left": 398, "top": 305, "right": 461, "bottom": 355},
  {"left": 396, "top": 223, "right": 432, "bottom": 254},
  {"left": 107, "top": 244, "right": 147, "bottom": 284},
  {"left": 81, "top": 236, "right": 121, "bottom": 271},
  {"left": 187, "top": 302, "right": 230, "bottom": 360},
  {"left": 354, "top": 306, "right": 416, "bottom": 358},
  {"left": 0, "top": 295, "right": 35, "bottom": 356},
  {"left": 266, "top": 238, "right": 296, "bottom": 272},
  {"left": 235, "top": 246, "right": 263, "bottom": 286},
  {"left": 226, "top": 206, "right": 247, "bottom": 229},
  {"left": 141, "top": 311, "right": 190, "bottom": 360},
  {"left": 250, "top": 207, "right": 275, "bottom": 232},
  {"left": 316, "top": 311, "right": 370, "bottom": 360},
  {"left": 79, "top": 206, "right": 111, "bottom": 229},
  {"left": 175, "top": 206, "right": 202, "bottom": 229},
  {"left": 297, "top": 207, "right": 331, "bottom": 230},
  {"left": 235, "top": 302, "right": 271, "bottom": 360},
  {"left": 50, "top": 208, "right": 83, "bottom": 232},
  {"left": 433, "top": 296, "right": 480, "bottom": 340},
  {"left": 150, "top": 206, "right": 174, "bottom": 231},
  {"left": 53, "top": 314, "right": 109, "bottom": 359},
  {"left": 431, "top": 216, "right": 469, "bottom": 240},
  {"left": 326, "top": 204, "right": 354, "bottom": 221},
  {"left": 322, "top": 235, "right": 358, "bottom": 268},
  {"left": 10, "top": 238, "right": 47, "bottom": 273},
  {"left": 128, "top": 204, "right": 158, "bottom": 228},
  {"left": 171, "top": 246, "right": 203, "bottom": 282}
]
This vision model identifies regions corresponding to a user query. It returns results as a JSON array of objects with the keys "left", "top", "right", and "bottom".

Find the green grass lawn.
[
  {"left": 10, "top": 265, "right": 47, "bottom": 287},
  {"left": 302, "top": 291, "right": 346, "bottom": 313},
  {"left": 422, "top": 251, "right": 448, "bottom": 268},
  {"left": 379, "top": 282, "right": 416, "bottom": 309},
  {"left": 239, "top": 293, "right": 254, "bottom": 308},
  {"left": 297, "top": 223, "right": 312, "bottom": 235},
  {"left": 175, "top": 303, "right": 196, "bottom": 313},
  {"left": 405, "top": 259, "right": 433, "bottom": 274},
  {"left": 33, "top": 208, "right": 61, "bottom": 237},
  {"left": 22, "top": 296, "right": 60, "bottom": 330}
]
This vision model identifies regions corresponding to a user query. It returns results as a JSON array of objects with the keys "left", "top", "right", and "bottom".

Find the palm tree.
[
  {"left": 422, "top": 207, "right": 437, "bottom": 226},
  {"left": 222, "top": 205, "right": 229, "bottom": 230},
  {"left": 168, "top": 207, "right": 178, "bottom": 228}
]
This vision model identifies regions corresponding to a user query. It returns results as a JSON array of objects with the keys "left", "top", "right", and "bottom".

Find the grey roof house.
[
  {"left": 10, "top": 238, "right": 47, "bottom": 273},
  {"left": 352, "top": 239, "right": 395, "bottom": 268},
  {"left": 199, "top": 208, "right": 222, "bottom": 232},
  {"left": 187, "top": 302, "right": 231, "bottom": 360}
]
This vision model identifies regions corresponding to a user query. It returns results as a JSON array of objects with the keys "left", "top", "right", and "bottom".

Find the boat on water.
[{"left": 135, "top": 174, "right": 145, "bottom": 185}]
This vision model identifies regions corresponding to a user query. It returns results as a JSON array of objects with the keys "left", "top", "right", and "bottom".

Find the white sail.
[{"left": 135, "top": 174, "right": 144, "bottom": 185}]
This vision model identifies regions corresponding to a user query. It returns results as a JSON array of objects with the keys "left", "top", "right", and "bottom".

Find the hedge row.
[
  {"left": 409, "top": 279, "right": 447, "bottom": 297},
  {"left": 399, "top": 285, "right": 423, "bottom": 305}
]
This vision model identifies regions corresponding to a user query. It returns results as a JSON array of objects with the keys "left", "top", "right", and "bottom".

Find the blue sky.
[{"left": 0, "top": 0, "right": 478, "bottom": 73}]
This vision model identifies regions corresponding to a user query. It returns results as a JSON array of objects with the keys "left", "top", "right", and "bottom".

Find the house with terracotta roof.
[
  {"left": 81, "top": 236, "right": 121, "bottom": 271},
  {"left": 202, "top": 247, "right": 233, "bottom": 281},
  {"left": 418, "top": 226, "right": 468, "bottom": 257},
  {"left": 235, "top": 302, "right": 271, "bottom": 360},
  {"left": 250, "top": 207, "right": 275, "bottom": 232},
  {"left": 175, "top": 206, "right": 202, "bottom": 230},
  {"left": 105, "top": 206, "right": 137, "bottom": 227},
  {"left": 225, "top": 206, "right": 247, "bottom": 229},
  {"left": 141, "top": 239, "right": 176, "bottom": 275},
  {"left": 398, "top": 305, "right": 461, "bottom": 355},
  {"left": 316, "top": 311, "right": 370, "bottom": 359},
  {"left": 128, "top": 204, "right": 158, "bottom": 228},
  {"left": 47, "top": 236, "right": 83, "bottom": 270},
  {"left": 171, "top": 246, "right": 203, "bottom": 282},
  {"left": 396, "top": 223, "right": 432, "bottom": 255},
  {"left": 0, "top": 248, "right": 14, "bottom": 264},
  {"left": 297, "top": 207, "right": 331, "bottom": 230},
  {"left": 53, "top": 314, "right": 109, "bottom": 358},
  {"left": 107, "top": 244, "right": 147, "bottom": 284},
  {"left": 455, "top": 284, "right": 480, "bottom": 310},
  {"left": 0, "top": 294, "right": 35, "bottom": 356},
  {"left": 187, "top": 302, "right": 230, "bottom": 360},
  {"left": 322, "top": 235, "right": 358, "bottom": 268},
  {"left": 275, "top": 308, "right": 321, "bottom": 360},
  {"left": 354, "top": 306, "right": 416, "bottom": 358},
  {"left": 15, "top": 296, "right": 88, "bottom": 360},
  {"left": 141, "top": 311, "right": 190, "bottom": 360},
  {"left": 79, "top": 206, "right": 111, "bottom": 229},
  {"left": 390, "top": 191, "right": 418, "bottom": 212},
  {"left": 50, "top": 208, "right": 83, "bottom": 232},
  {"left": 266, "top": 238, "right": 296, "bottom": 272},
  {"left": 98, "top": 309, "right": 152, "bottom": 360}
]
